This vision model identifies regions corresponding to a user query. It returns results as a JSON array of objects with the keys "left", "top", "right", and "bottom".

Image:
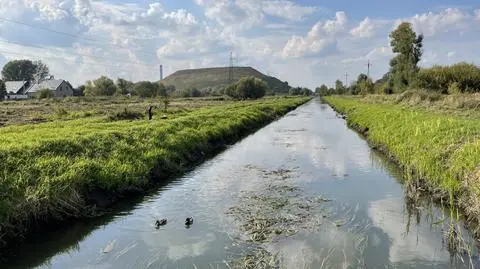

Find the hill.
[{"left": 160, "top": 67, "right": 291, "bottom": 95}]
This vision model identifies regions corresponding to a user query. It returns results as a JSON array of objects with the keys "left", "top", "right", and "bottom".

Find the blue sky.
[{"left": 0, "top": 0, "right": 479, "bottom": 87}]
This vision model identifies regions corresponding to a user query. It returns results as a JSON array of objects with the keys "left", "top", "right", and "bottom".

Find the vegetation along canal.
[{"left": 3, "top": 99, "right": 479, "bottom": 268}]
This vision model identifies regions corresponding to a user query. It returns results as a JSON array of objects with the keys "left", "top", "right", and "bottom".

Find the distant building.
[
  {"left": 5, "top": 81, "right": 29, "bottom": 100},
  {"left": 26, "top": 77, "right": 74, "bottom": 98}
]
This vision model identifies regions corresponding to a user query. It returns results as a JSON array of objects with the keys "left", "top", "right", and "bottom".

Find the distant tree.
[
  {"left": 226, "top": 76, "right": 267, "bottom": 99},
  {"left": 157, "top": 83, "right": 167, "bottom": 97},
  {"left": 32, "top": 60, "right": 50, "bottom": 83},
  {"left": 0, "top": 79, "right": 6, "bottom": 100},
  {"left": 165, "top": 85, "right": 176, "bottom": 96},
  {"left": 1, "top": 60, "right": 49, "bottom": 82},
  {"left": 182, "top": 87, "right": 202, "bottom": 97},
  {"left": 335, "top": 80, "right": 346, "bottom": 94},
  {"left": 37, "top": 88, "right": 54, "bottom": 99},
  {"left": 133, "top": 81, "right": 158, "bottom": 97},
  {"left": 116, "top": 78, "right": 134, "bottom": 95},
  {"left": 315, "top": 84, "right": 329, "bottom": 96},
  {"left": 84, "top": 76, "right": 116, "bottom": 96},
  {"left": 354, "top": 73, "right": 374, "bottom": 95},
  {"left": 73, "top": 85, "right": 86, "bottom": 96},
  {"left": 389, "top": 22, "right": 423, "bottom": 90}
]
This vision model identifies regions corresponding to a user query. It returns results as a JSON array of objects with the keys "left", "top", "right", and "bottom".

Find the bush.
[
  {"left": 182, "top": 88, "right": 202, "bottom": 97},
  {"left": 417, "top": 63, "right": 480, "bottom": 93},
  {"left": 447, "top": 82, "right": 461, "bottom": 95},
  {"left": 133, "top": 81, "right": 158, "bottom": 97},
  {"left": 226, "top": 76, "right": 267, "bottom": 99},
  {"left": 37, "top": 88, "right": 54, "bottom": 99}
]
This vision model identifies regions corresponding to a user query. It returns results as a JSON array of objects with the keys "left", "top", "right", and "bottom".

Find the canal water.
[{"left": 3, "top": 99, "right": 478, "bottom": 268}]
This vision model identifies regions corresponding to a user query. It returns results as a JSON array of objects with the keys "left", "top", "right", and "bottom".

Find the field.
[
  {"left": 0, "top": 96, "right": 310, "bottom": 249},
  {"left": 324, "top": 93, "right": 480, "bottom": 234},
  {"left": 0, "top": 96, "right": 236, "bottom": 126}
]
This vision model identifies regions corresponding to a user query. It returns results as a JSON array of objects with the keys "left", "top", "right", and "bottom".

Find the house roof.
[
  {"left": 5, "top": 81, "right": 28, "bottom": 94},
  {"left": 27, "top": 79, "right": 65, "bottom": 93}
]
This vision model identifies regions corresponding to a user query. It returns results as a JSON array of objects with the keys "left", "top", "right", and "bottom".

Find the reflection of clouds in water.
[
  {"left": 276, "top": 125, "right": 372, "bottom": 176},
  {"left": 270, "top": 240, "right": 318, "bottom": 268},
  {"left": 368, "top": 198, "right": 449, "bottom": 263},
  {"left": 166, "top": 233, "right": 216, "bottom": 261}
]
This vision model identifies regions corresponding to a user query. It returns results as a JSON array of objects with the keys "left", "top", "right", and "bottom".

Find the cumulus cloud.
[
  {"left": 350, "top": 17, "right": 376, "bottom": 39},
  {"left": 262, "top": 1, "right": 318, "bottom": 21},
  {"left": 341, "top": 46, "right": 392, "bottom": 64},
  {"left": 281, "top": 11, "right": 347, "bottom": 58},
  {"left": 399, "top": 8, "right": 471, "bottom": 37},
  {"left": 447, "top": 51, "right": 456, "bottom": 58}
]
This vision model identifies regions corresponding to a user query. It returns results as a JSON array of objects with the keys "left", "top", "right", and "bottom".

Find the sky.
[{"left": 0, "top": 0, "right": 479, "bottom": 88}]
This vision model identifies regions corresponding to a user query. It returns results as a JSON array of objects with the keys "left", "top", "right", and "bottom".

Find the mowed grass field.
[
  {"left": 324, "top": 94, "right": 480, "bottom": 233},
  {"left": 0, "top": 96, "right": 310, "bottom": 248},
  {"left": 0, "top": 96, "right": 235, "bottom": 126}
]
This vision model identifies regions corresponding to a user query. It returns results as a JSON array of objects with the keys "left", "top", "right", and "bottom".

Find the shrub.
[
  {"left": 37, "top": 88, "right": 54, "bottom": 99},
  {"left": 447, "top": 82, "right": 461, "bottom": 95},
  {"left": 417, "top": 63, "right": 480, "bottom": 93},
  {"left": 133, "top": 81, "right": 158, "bottom": 97},
  {"left": 226, "top": 77, "right": 267, "bottom": 99}
]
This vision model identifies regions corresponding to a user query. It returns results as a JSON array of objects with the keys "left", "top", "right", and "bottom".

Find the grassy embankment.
[
  {"left": 0, "top": 96, "right": 310, "bottom": 249},
  {"left": 324, "top": 93, "right": 480, "bottom": 234}
]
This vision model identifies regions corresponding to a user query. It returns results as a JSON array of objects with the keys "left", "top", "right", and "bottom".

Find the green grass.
[
  {"left": 324, "top": 95, "right": 480, "bottom": 219},
  {"left": 0, "top": 97, "right": 310, "bottom": 248}
]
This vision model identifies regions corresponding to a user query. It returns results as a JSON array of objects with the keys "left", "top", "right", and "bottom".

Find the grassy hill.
[{"left": 160, "top": 67, "right": 291, "bottom": 95}]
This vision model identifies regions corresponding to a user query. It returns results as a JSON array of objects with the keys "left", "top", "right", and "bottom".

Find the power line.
[
  {"left": 0, "top": 16, "right": 159, "bottom": 57},
  {"left": 0, "top": 39, "right": 157, "bottom": 68}
]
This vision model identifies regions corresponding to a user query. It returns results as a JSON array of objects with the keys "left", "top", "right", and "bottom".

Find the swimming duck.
[
  {"left": 155, "top": 219, "right": 167, "bottom": 228},
  {"left": 185, "top": 217, "right": 194, "bottom": 226}
]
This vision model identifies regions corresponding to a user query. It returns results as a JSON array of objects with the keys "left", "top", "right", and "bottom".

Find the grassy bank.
[
  {"left": 324, "top": 95, "right": 480, "bottom": 233},
  {"left": 0, "top": 97, "right": 310, "bottom": 249}
]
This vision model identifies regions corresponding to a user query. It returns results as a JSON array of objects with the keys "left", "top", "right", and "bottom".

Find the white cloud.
[
  {"left": 262, "top": 1, "right": 318, "bottom": 21},
  {"left": 401, "top": 8, "right": 471, "bottom": 37},
  {"left": 341, "top": 46, "right": 392, "bottom": 64},
  {"left": 475, "top": 9, "right": 480, "bottom": 20},
  {"left": 447, "top": 51, "right": 456, "bottom": 58},
  {"left": 350, "top": 17, "right": 375, "bottom": 39},
  {"left": 281, "top": 11, "right": 347, "bottom": 58}
]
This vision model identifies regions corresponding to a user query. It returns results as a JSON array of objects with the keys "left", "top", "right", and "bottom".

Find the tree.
[
  {"left": 32, "top": 60, "right": 50, "bottom": 83},
  {"left": 84, "top": 76, "right": 117, "bottom": 96},
  {"left": 335, "top": 80, "right": 346, "bottom": 94},
  {"left": 133, "top": 81, "right": 158, "bottom": 97},
  {"left": 116, "top": 78, "right": 134, "bottom": 95},
  {"left": 37, "top": 88, "right": 54, "bottom": 99},
  {"left": 226, "top": 76, "right": 267, "bottom": 99},
  {"left": 157, "top": 83, "right": 167, "bottom": 97},
  {"left": 315, "top": 84, "right": 329, "bottom": 96},
  {"left": 389, "top": 22, "right": 423, "bottom": 90},
  {"left": 1, "top": 60, "right": 49, "bottom": 82},
  {"left": 0, "top": 79, "right": 6, "bottom": 100}
]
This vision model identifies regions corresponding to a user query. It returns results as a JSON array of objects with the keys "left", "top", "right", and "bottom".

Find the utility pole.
[
  {"left": 345, "top": 73, "right": 348, "bottom": 87},
  {"left": 159, "top": 64, "right": 163, "bottom": 80},
  {"left": 228, "top": 51, "right": 234, "bottom": 82},
  {"left": 366, "top": 60, "right": 372, "bottom": 78}
]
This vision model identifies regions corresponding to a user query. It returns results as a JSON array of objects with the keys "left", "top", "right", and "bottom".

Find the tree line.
[{"left": 317, "top": 22, "right": 480, "bottom": 96}]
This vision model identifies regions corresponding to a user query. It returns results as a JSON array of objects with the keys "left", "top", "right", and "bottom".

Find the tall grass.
[
  {"left": 324, "top": 96, "right": 480, "bottom": 230},
  {"left": 0, "top": 97, "right": 310, "bottom": 249}
]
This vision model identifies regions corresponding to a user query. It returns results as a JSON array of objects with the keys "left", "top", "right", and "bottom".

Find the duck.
[
  {"left": 185, "top": 217, "right": 194, "bottom": 226},
  {"left": 155, "top": 219, "right": 167, "bottom": 228}
]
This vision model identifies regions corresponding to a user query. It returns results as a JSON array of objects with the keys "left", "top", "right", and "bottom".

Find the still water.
[{"left": 3, "top": 99, "right": 479, "bottom": 268}]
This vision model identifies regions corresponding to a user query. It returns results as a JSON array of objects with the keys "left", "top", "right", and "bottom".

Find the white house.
[
  {"left": 26, "top": 77, "right": 74, "bottom": 98},
  {"left": 5, "top": 81, "right": 29, "bottom": 100}
]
